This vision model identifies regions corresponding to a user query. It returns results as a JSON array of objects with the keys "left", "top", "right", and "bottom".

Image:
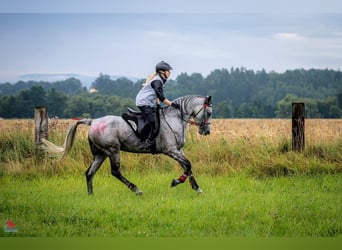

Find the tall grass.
[{"left": 0, "top": 119, "right": 341, "bottom": 177}]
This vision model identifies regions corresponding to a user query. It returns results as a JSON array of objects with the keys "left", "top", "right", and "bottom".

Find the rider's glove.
[{"left": 171, "top": 103, "right": 180, "bottom": 109}]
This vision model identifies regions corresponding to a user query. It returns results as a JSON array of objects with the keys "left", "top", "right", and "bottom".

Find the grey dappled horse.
[{"left": 46, "top": 95, "right": 212, "bottom": 195}]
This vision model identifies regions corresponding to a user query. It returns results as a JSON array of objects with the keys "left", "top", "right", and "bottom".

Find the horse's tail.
[{"left": 41, "top": 119, "right": 92, "bottom": 159}]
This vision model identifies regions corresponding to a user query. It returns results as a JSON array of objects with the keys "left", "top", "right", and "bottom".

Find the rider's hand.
[{"left": 171, "top": 103, "right": 180, "bottom": 109}]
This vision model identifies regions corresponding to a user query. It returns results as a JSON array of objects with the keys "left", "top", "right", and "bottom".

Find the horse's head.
[{"left": 191, "top": 96, "right": 212, "bottom": 136}]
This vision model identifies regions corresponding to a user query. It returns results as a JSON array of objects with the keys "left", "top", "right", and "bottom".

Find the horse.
[{"left": 42, "top": 95, "right": 212, "bottom": 195}]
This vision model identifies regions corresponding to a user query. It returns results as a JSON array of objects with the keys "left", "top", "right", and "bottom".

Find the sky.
[{"left": 0, "top": 0, "right": 341, "bottom": 82}]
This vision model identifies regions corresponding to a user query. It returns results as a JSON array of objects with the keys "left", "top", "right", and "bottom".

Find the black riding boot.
[
  {"left": 138, "top": 122, "right": 154, "bottom": 144},
  {"left": 139, "top": 127, "right": 157, "bottom": 154}
]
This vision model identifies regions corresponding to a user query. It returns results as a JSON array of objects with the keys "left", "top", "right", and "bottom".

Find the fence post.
[
  {"left": 292, "top": 103, "right": 305, "bottom": 152},
  {"left": 34, "top": 106, "right": 48, "bottom": 145}
]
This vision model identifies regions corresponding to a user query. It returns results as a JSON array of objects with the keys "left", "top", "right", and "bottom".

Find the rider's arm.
[{"left": 151, "top": 80, "right": 172, "bottom": 106}]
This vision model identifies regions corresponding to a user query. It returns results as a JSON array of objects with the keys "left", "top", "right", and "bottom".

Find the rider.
[{"left": 135, "top": 61, "right": 180, "bottom": 149}]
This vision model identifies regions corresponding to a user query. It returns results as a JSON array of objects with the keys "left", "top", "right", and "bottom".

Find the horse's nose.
[{"left": 199, "top": 126, "right": 210, "bottom": 135}]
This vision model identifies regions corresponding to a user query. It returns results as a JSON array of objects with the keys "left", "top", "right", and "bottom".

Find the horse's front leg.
[
  {"left": 165, "top": 150, "right": 203, "bottom": 194},
  {"left": 171, "top": 172, "right": 203, "bottom": 194},
  {"left": 189, "top": 175, "right": 203, "bottom": 194}
]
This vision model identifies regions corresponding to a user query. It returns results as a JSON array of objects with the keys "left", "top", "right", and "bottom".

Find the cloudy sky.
[{"left": 0, "top": 0, "right": 341, "bottom": 81}]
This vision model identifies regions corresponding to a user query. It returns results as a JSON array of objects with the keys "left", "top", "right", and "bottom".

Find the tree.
[
  {"left": 329, "top": 105, "right": 341, "bottom": 118},
  {"left": 337, "top": 93, "right": 342, "bottom": 109},
  {"left": 14, "top": 86, "right": 47, "bottom": 118},
  {"left": 236, "top": 103, "right": 253, "bottom": 118},
  {"left": 46, "top": 88, "right": 68, "bottom": 117},
  {"left": 0, "top": 96, "right": 16, "bottom": 118},
  {"left": 215, "top": 100, "right": 232, "bottom": 118},
  {"left": 53, "top": 78, "right": 83, "bottom": 95},
  {"left": 275, "top": 94, "right": 298, "bottom": 118},
  {"left": 64, "top": 94, "right": 89, "bottom": 118}
]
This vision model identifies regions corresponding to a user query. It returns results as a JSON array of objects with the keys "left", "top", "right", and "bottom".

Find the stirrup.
[{"left": 138, "top": 139, "right": 155, "bottom": 149}]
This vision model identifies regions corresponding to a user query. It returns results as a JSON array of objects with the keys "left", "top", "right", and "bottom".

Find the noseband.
[{"left": 188, "top": 103, "right": 212, "bottom": 127}]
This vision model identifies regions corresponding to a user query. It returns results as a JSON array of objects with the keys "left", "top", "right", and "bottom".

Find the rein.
[{"left": 186, "top": 103, "right": 212, "bottom": 126}]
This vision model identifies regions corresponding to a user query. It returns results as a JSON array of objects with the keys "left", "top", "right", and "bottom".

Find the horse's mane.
[
  {"left": 160, "top": 95, "right": 204, "bottom": 115},
  {"left": 172, "top": 95, "right": 203, "bottom": 103}
]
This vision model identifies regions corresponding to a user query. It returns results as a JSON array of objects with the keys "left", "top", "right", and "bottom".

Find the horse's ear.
[{"left": 205, "top": 96, "right": 212, "bottom": 105}]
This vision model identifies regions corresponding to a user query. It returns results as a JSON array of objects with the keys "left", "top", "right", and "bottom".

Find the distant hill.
[{"left": 0, "top": 73, "right": 140, "bottom": 88}]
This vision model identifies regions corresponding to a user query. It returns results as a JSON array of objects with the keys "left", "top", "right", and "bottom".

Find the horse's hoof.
[
  {"left": 135, "top": 190, "right": 143, "bottom": 196},
  {"left": 171, "top": 179, "right": 182, "bottom": 187},
  {"left": 196, "top": 188, "right": 203, "bottom": 194}
]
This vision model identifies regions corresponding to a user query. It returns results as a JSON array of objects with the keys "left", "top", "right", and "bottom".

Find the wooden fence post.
[
  {"left": 292, "top": 103, "right": 305, "bottom": 152},
  {"left": 34, "top": 106, "right": 48, "bottom": 145}
]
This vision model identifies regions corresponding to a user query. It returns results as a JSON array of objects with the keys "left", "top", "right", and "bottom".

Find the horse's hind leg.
[
  {"left": 165, "top": 150, "right": 203, "bottom": 194},
  {"left": 85, "top": 153, "right": 106, "bottom": 195},
  {"left": 109, "top": 153, "right": 143, "bottom": 196}
]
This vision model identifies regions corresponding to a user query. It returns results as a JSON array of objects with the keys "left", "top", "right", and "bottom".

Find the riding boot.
[
  {"left": 144, "top": 130, "right": 156, "bottom": 152},
  {"left": 149, "top": 139, "right": 157, "bottom": 154},
  {"left": 147, "top": 121, "right": 157, "bottom": 154},
  {"left": 138, "top": 125, "right": 156, "bottom": 150}
]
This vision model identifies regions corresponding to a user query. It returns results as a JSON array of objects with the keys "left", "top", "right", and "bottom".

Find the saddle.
[{"left": 122, "top": 107, "right": 160, "bottom": 140}]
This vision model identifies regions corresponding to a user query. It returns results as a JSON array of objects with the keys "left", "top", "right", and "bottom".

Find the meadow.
[{"left": 0, "top": 118, "right": 341, "bottom": 237}]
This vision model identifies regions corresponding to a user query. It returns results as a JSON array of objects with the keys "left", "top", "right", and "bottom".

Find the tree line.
[{"left": 0, "top": 68, "right": 341, "bottom": 119}]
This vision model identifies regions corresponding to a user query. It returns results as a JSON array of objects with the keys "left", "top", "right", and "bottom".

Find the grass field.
[
  {"left": 1, "top": 173, "right": 341, "bottom": 237},
  {"left": 0, "top": 119, "right": 341, "bottom": 237}
]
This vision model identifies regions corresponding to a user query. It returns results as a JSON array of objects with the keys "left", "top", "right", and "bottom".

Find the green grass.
[{"left": 1, "top": 172, "right": 341, "bottom": 237}]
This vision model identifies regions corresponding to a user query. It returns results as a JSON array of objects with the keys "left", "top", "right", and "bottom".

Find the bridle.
[
  {"left": 187, "top": 103, "right": 212, "bottom": 127},
  {"left": 161, "top": 96, "right": 212, "bottom": 145}
]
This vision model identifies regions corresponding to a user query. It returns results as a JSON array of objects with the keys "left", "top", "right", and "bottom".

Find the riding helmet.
[{"left": 156, "top": 61, "right": 173, "bottom": 72}]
